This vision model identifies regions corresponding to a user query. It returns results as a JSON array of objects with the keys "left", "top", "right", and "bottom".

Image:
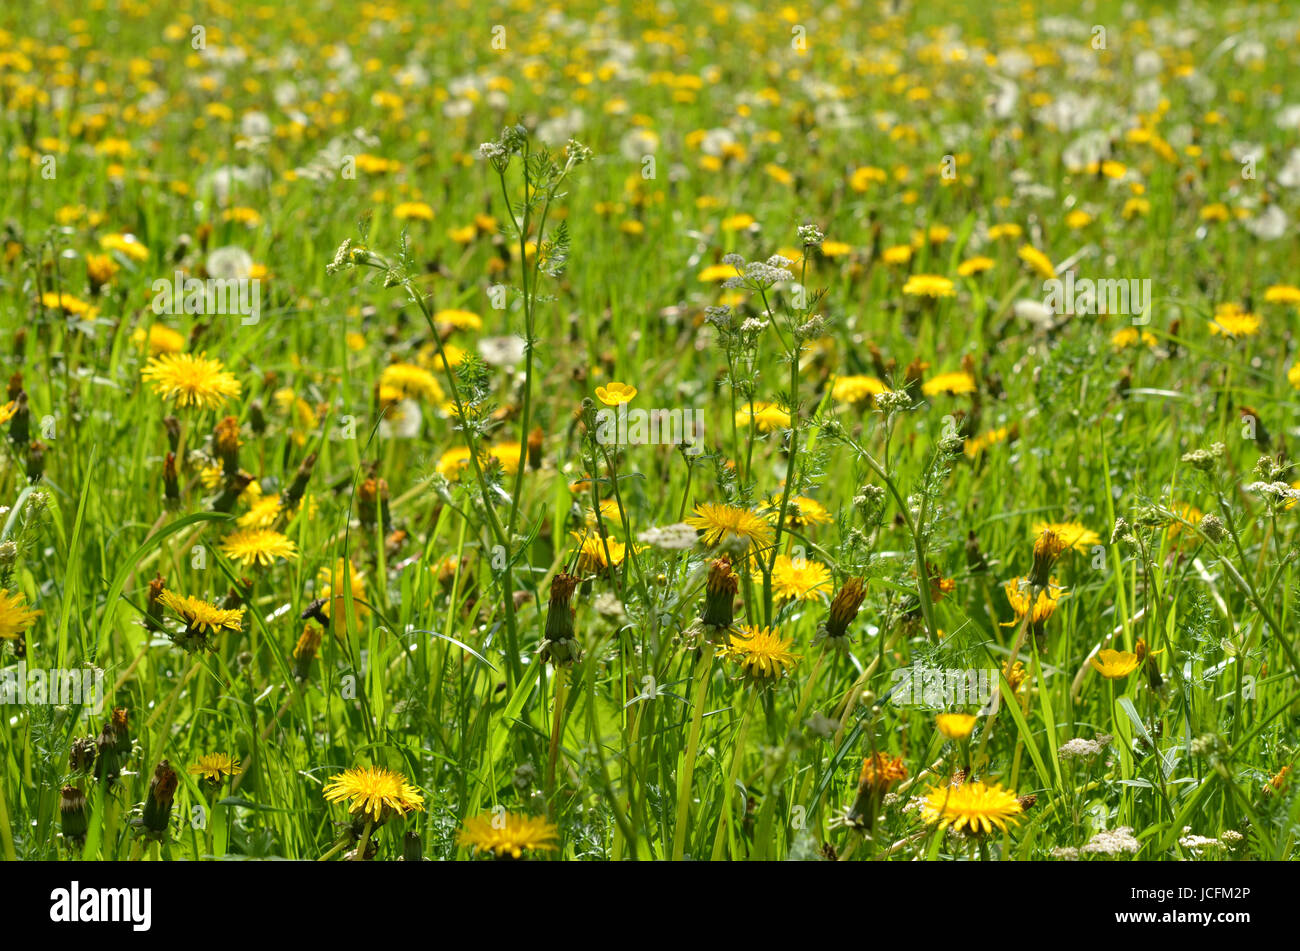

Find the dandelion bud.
[
  {"left": 60, "top": 785, "right": 89, "bottom": 845},
  {"left": 965, "top": 531, "right": 989, "bottom": 573},
  {"left": 248, "top": 399, "right": 266, "bottom": 437},
  {"left": 141, "top": 759, "right": 179, "bottom": 838},
  {"left": 701, "top": 556, "right": 739, "bottom": 630},
  {"left": 281, "top": 451, "right": 317, "bottom": 511},
  {"left": 211, "top": 470, "right": 253, "bottom": 513},
  {"left": 107, "top": 707, "right": 132, "bottom": 756},
  {"left": 293, "top": 624, "right": 322, "bottom": 682},
  {"left": 214, "top": 416, "right": 241, "bottom": 474},
  {"left": 25, "top": 440, "right": 46, "bottom": 482},
  {"left": 527, "top": 426, "right": 544, "bottom": 470},
  {"left": 6, "top": 371, "right": 21, "bottom": 401},
  {"left": 822, "top": 577, "right": 866, "bottom": 640},
  {"left": 358, "top": 476, "right": 390, "bottom": 531},
  {"left": 163, "top": 452, "right": 180, "bottom": 506},
  {"left": 846, "top": 752, "right": 907, "bottom": 831},
  {"left": 8, "top": 390, "right": 29, "bottom": 447},
  {"left": 69, "top": 736, "right": 96, "bottom": 774},
  {"left": 402, "top": 829, "right": 423, "bottom": 862},
  {"left": 163, "top": 415, "right": 181, "bottom": 453},
  {"left": 541, "top": 571, "right": 580, "bottom": 665},
  {"left": 1029, "top": 529, "right": 1067, "bottom": 588}
]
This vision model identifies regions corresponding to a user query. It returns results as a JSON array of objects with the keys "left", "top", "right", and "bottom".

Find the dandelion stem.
[{"left": 672, "top": 647, "right": 714, "bottom": 860}]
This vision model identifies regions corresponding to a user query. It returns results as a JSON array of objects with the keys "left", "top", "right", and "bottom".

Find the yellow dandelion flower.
[
  {"left": 323, "top": 766, "right": 424, "bottom": 822},
  {"left": 723, "top": 624, "right": 799, "bottom": 680},
  {"left": 141, "top": 352, "right": 241, "bottom": 409},
  {"left": 380, "top": 363, "right": 445, "bottom": 403},
  {"left": 189, "top": 753, "right": 242, "bottom": 783},
  {"left": 987, "top": 223, "right": 1022, "bottom": 240},
  {"left": 156, "top": 590, "right": 245, "bottom": 633},
  {"left": 685, "top": 503, "right": 774, "bottom": 551},
  {"left": 902, "top": 274, "right": 955, "bottom": 298},
  {"left": 458, "top": 811, "right": 558, "bottom": 859},
  {"left": 1263, "top": 285, "right": 1300, "bottom": 306},
  {"left": 757, "top": 554, "right": 832, "bottom": 602},
  {"left": 881, "top": 244, "right": 913, "bottom": 265},
  {"left": 698, "top": 262, "right": 744, "bottom": 282},
  {"left": 922, "top": 371, "right": 977, "bottom": 396},
  {"left": 99, "top": 232, "right": 149, "bottom": 262},
  {"left": 435, "top": 308, "right": 483, "bottom": 331},
  {"left": 1111, "top": 327, "right": 1157, "bottom": 350},
  {"left": 219, "top": 528, "right": 298, "bottom": 567},
  {"left": 1031, "top": 520, "right": 1099, "bottom": 553},
  {"left": 957, "top": 256, "right": 995, "bottom": 277},
  {"left": 1003, "top": 576, "right": 1066, "bottom": 624},
  {"left": 394, "top": 201, "right": 434, "bottom": 221},
  {"left": 0, "top": 589, "right": 42, "bottom": 640},
  {"left": 921, "top": 781, "right": 1022, "bottom": 834},
  {"left": 1017, "top": 244, "right": 1056, "bottom": 280},
  {"left": 964, "top": 426, "right": 1010, "bottom": 459},
  {"left": 735, "top": 401, "right": 790, "bottom": 432},
  {"left": 1208, "top": 304, "right": 1260, "bottom": 338},
  {"left": 831, "top": 374, "right": 891, "bottom": 404}
]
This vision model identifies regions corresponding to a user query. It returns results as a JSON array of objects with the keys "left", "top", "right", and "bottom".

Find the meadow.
[{"left": 1, "top": 0, "right": 1299, "bottom": 862}]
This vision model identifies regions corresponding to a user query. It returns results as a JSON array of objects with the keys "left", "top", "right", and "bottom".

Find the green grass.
[{"left": 2, "top": 0, "right": 1300, "bottom": 861}]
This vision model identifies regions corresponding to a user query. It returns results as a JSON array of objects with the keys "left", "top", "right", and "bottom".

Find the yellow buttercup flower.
[
  {"left": 595, "top": 381, "right": 637, "bottom": 406},
  {"left": 936, "top": 712, "right": 977, "bottom": 740},
  {"left": 1090, "top": 648, "right": 1140, "bottom": 679}
]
